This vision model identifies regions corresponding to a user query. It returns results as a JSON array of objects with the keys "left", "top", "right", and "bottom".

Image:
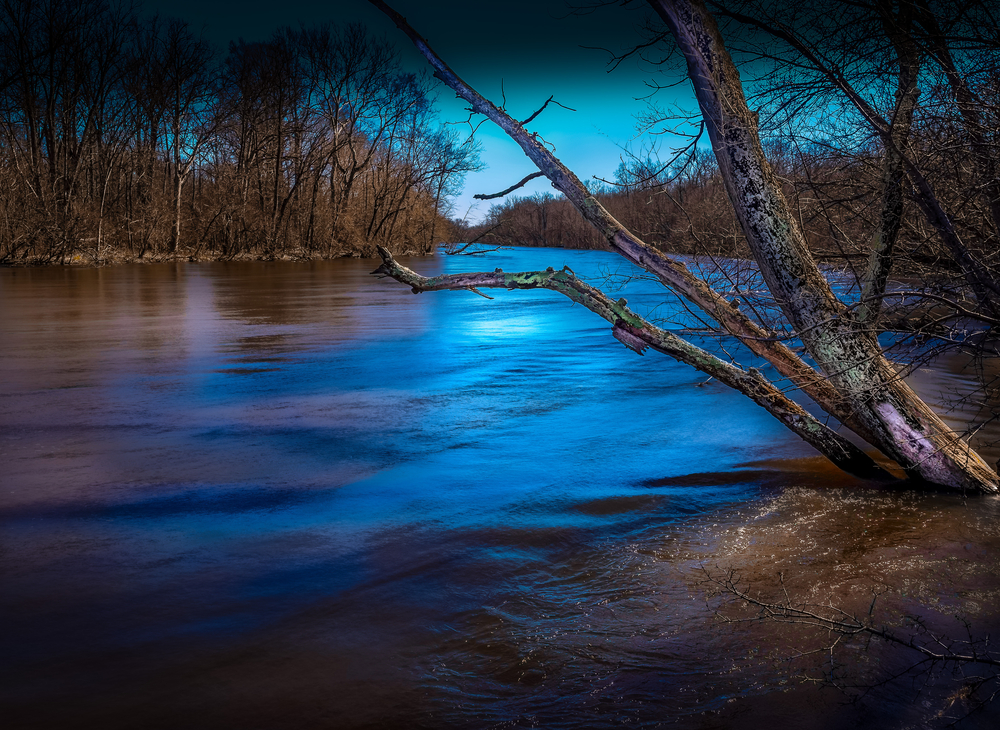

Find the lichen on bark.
[{"left": 369, "top": 0, "right": 998, "bottom": 493}]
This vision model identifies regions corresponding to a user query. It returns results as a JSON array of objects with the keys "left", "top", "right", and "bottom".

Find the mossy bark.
[
  {"left": 648, "top": 0, "right": 996, "bottom": 492},
  {"left": 369, "top": 0, "right": 998, "bottom": 492}
]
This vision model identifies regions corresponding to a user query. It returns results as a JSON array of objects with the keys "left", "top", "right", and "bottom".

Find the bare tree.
[
  {"left": 706, "top": 0, "right": 1000, "bottom": 318},
  {"left": 155, "top": 18, "right": 216, "bottom": 256},
  {"left": 368, "top": 0, "right": 998, "bottom": 493}
]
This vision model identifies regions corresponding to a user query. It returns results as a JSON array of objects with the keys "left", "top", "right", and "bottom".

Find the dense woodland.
[{"left": 0, "top": 0, "right": 481, "bottom": 265}]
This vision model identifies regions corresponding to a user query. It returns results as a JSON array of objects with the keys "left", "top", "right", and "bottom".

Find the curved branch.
[
  {"left": 520, "top": 95, "right": 577, "bottom": 126},
  {"left": 372, "top": 246, "right": 893, "bottom": 481},
  {"left": 473, "top": 171, "right": 545, "bottom": 200}
]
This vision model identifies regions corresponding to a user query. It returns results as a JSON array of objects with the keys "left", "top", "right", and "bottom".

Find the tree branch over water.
[
  {"left": 372, "top": 246, "right": 891, "bottom": 480},
  {"left": 369, "top": 0, "right": 999, "bottom": 493},
  {"left": 366, "top": 0, "right": 886, "bottom": 456}
]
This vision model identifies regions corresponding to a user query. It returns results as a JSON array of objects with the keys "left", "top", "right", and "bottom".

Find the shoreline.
[
  {"left": 1, "top": 243, "right": 879, "bottom": 269},
  {"left": 0, "top": 247, "right": 436, "bottom": 268}
]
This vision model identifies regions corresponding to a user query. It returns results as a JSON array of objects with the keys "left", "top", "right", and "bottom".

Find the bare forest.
[
  {"left": 0, "top": 0, "right": 481, "bottom": 265},
  {"left": 463, "top": 0, "right": 1000, "bottom": 298}
]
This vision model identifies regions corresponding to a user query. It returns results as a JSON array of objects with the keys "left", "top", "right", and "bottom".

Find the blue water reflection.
[{"left": 2, "top": 250, "right": 997, "bottom": 729}]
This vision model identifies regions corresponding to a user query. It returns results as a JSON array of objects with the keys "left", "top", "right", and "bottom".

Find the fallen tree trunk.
[
  {"left": 369, "top": 0, "right": 998, "bottom": 493},
  {"left": 373, "top": 246, "right": 892, "bottom": 480}
]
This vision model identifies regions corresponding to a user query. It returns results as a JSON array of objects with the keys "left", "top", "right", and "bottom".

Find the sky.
[{"left": 143, "top": 0, "right": 692, "bottom": 223}]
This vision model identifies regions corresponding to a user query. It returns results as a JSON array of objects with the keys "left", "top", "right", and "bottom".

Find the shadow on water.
[{"left": 1, "top": 250, "right": 999, "bottom": 729}]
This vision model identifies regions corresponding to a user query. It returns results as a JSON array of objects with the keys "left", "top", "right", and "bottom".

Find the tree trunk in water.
[
  {"left": 369, "top": 0, "right": 998, "bottom": 493},
  {"left": 647, "top": 0, "right": 996, "bottom": 492}
]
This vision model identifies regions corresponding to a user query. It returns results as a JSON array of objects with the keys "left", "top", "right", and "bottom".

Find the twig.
[
  {"left": 473, "top": 172, "right": 546, "bottom": 200},
  {"left": 520, "top": 95, "right": 577, "bottom": 126}
]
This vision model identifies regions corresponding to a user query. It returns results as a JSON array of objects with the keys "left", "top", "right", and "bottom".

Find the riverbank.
[{"left": 2, "top": 245, "right": 436, "bottom": 268}]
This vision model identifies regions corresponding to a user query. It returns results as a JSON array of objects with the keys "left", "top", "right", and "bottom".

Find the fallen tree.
[{"left": 368, "top": 0, "right": 999, "bottom": 494}]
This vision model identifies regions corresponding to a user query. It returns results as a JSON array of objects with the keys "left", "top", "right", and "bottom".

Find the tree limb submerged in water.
[
  {"left": 704, "top": 565, "right": 1000, "bottom": 719},
  {"left": 373, "top": 246, "right": 892, "bottom": 481},
  {"left": 368, "top": 0, "right": 999, "bottom": 493}
]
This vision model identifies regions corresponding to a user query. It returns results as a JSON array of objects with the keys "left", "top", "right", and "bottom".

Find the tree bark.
[
  {"left": 647, "top": 0, "right": 996, "bottom": 492},
  {"left": 369, "top": 0, "right": 998, "bottom": 493}
]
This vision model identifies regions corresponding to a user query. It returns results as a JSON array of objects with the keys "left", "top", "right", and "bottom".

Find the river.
[{"left": 2, "top": 248, "right": 999, "bottom": 728}]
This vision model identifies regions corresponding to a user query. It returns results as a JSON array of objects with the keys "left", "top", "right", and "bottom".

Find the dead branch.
[
  {"left": 520, "top": 95, "right": 577, "bottom": 126},
  {"left": 705, "top": 566, "right": 1000, "bottom": 670},
  {"left": 372, "top": 245, "right": 891, "bottom": 480},
  {"left": 473, "top": 172, "right": 546, "bottom": 200}
]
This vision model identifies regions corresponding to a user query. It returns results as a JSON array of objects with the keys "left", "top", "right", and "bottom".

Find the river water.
[{"left": 2, "top": 248, "right": 999, "bottom": 729}]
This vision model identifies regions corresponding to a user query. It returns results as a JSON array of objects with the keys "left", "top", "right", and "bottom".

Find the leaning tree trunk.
[
  {"left": 648, "top": 0, "right": 996, "bottom": 492},
  {"left": 857, "top": 0, "right": 921, "bottom": 324},
  {"left": 369, "top": 0, "right": 998, "bottom": 493}
]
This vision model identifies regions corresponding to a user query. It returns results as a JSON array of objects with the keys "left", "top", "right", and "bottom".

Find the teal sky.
[{"left": 146, "top": 0, "right": 689, "bottom": 223}]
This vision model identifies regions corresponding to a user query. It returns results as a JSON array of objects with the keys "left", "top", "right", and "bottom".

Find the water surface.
[{"left": 2, "top": 249, "right": 998, "bottom": 728}]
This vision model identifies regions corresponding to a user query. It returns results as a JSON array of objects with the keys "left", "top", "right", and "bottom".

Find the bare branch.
[
  {"left": 473, "top": 172, "right": 546, "bottom": 200},
  {"left": 706, "top": 566, "right": 1000, "bottom": 670},
  {"left": 520, "top": 95, "right": 577, "bottom": 126},
  {"left": 372, "top": 245, "right": 893, "bottom": 481}
]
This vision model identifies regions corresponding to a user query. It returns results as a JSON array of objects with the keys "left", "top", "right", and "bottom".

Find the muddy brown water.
[{"left": 2, "top": 249, "right": 998, "bottom": 728}]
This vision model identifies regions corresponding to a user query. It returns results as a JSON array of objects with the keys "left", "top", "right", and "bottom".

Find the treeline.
[
  {"left": 456, "top": 0, "right": 1000, "bottom": 289},
  {"left": 461, "top": 138, "right": 995, "bottom": 276},
  {"left": 0, "top": 0, "right": 480, "bottom": 265},
  {"left": 453, "top": 153, "right": 737, "bottom": 256}
]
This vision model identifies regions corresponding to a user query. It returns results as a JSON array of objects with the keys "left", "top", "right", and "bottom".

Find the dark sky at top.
[{"left": 144, "top": 0, "right": 690, "bottom": 220}]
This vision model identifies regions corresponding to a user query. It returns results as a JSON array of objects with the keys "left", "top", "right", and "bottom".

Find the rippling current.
[{"left": 2, "top": 248, "right": 999, "bottom": 729}]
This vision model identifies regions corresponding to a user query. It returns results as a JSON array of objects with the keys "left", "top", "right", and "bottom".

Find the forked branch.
[
  {"left": 520, "top": 95, "right": 577, "bottom": 126},
  {"left": 373, "top": 246, "right": 891, "bottom": 480}
]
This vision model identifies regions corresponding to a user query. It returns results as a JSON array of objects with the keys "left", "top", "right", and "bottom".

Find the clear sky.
[{"left": 143, "top": 0, "right": 689, "bottom": 223}]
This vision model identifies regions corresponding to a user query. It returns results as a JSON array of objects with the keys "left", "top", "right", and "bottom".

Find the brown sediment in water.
[
  {"left": 677, "top": 479, "right": 1000, "bottom": 728},
  {"left": 3, "top": 254, "right": 1000, "bottom": 729}
]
